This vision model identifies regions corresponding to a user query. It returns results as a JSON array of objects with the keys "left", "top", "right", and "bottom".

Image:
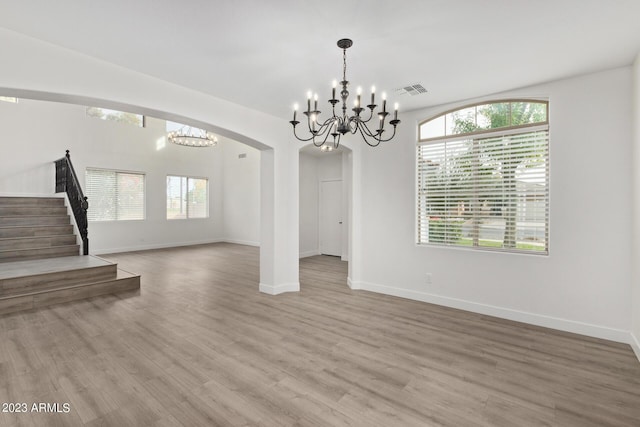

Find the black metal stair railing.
[{"left": 55, "top": 150, "right": 89, "bottom": 255}]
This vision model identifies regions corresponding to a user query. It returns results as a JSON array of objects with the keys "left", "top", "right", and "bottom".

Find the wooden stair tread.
[
  {"left": 0, "top": 224, "right": 71, "bottom": 230},
  {"left": 0, "top": 269, "right": 140, "bottom": 315},
  {"left": 0, "top": 235, "right": 76, "bottom": 242},
  {"left": 0, "top": 197, "right": 65, "bottom": 206},
  {"left": 0, "top": 268, "right": 139, "bottom": 300},
  {"left": 0, "top": 255, "right": 113, "bottom": 280}
]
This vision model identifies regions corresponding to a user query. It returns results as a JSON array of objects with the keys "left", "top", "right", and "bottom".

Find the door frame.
[{"left": 319, "top": 178, "right": 343, "bottom": 257}]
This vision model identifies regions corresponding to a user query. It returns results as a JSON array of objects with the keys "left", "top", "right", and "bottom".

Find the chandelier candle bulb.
[
  {"left": 394, "top": 103, "right": 399, "bottom": 121},
  {"left": 314, "top": 93, "right": 318, "bottom": 111},
  {"left": 293, "top": 104, "right": 298, "bottom": 122},
  {"left": 332, "top": 80, "right": 337, "bottom": 99},
  {"left": 371, "top": 86, "right": 376, "bottom": 105}
]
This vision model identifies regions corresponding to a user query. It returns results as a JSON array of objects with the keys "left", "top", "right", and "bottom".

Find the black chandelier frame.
[{"left": 290, "top": 38, "right": 400, "bottom": 149}]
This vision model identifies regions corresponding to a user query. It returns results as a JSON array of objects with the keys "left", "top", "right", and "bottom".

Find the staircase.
[{"left": 0, "top": 196, "right": 140, "bottom": 315}]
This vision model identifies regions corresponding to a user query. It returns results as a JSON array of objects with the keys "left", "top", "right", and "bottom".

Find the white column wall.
[
  {"left": 0, "top": 27, "right": 298, "bottom": 293},
  {"left": 632, "top": 53, "right": 640, "bottom": 360},
  {"left": 221, "top": 140, "right": 261, "bottom": 247}
]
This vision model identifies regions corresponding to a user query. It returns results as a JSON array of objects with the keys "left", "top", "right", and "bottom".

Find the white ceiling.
[{"left": 2, "top": 0, "right": 640, "bottom": 121}]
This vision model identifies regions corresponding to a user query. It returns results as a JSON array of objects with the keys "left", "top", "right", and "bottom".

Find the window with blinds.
[
  {"left": 85, "top": 168, "right": 145, "bottom": 221},
  {"left": 166, "top": 175, "right": 208, "bottom": 219},
  {"left": 417, "top": 100, "right": 549, "bottom": 254}
]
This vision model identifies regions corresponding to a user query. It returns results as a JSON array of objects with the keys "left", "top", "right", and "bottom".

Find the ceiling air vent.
[{"left": 395, "top": 83, "right": 428, "bottom": 96}]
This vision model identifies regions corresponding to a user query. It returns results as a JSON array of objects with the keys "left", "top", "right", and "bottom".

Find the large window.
[
  {"left": 86, "top": 107, "right": 144, "bottom": 127},
  {"left": 417, "top": 100, "right": 549, "bottom": 254},
  {"left": 166, "top": 176, "right": 208, "bottom": 219},
  {"left": 86, "top": 169, "right": 145, "bottom": 221}
]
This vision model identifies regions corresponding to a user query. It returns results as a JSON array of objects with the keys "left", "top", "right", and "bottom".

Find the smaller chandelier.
[
  {"left": 290, "top": 38, "right": 400, "bottom": 149},
  {"left": 168, "top": 126, "right": 218, "bottom": 147}
]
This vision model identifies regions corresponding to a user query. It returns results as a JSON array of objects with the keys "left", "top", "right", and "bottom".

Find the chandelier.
[
  {"left": 168, "top": 125, "right": 218, "bottom": 147},
  {"left": 290, "top": 38, "right": 400, "bottom": 149}
]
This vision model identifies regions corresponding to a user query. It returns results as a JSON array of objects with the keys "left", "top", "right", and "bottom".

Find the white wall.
[
  {"left": 0, "top": 98, "right": 229, "bottom": 253},
  {"left": 350, "top": 67, "right": 634, "bottom": 343},
  {"left": 299, "top": 151, "right": 343, "bottom": 258},
  {"left": 0, "top": 97, "right": 264, "bottom": 254},
  {"left": 632, "top": 54, "right": 640, "bottom": 359},
  {"left": 221, "top": 140, "right": 261, "bottom": 246}
]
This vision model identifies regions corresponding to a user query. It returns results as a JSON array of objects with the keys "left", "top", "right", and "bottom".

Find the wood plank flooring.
[{"left": 1, "top": 242, "right": 639, "bottom": 426}]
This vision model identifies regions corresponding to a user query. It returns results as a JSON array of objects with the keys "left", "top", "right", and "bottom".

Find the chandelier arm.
[
  {"left": 354, "top": 118, "right": 380, "bottom": 139},
  {"left": 375, "top": 125, "right": 399, "bottom": 143},
  {"left": 356, "top": 123, "right": 382, "bottom": 147},
  {"left": 316, "top": 127, "right": 335, "bottom": 147},
  {"left": 292, "top": 125, "right": 320, "bottom": 142},
  {"left": 364, "top": 121, "right": 399, "bottom": 144},
  {"left": 356, "top": 107, "right": 375, "bottom": 124},
  {"left": 305, "top": 114, "right": 333, "bottom": 135}
]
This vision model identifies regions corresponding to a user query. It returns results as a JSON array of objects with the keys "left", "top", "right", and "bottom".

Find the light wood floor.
[{"left": 1, "top": 243, "right": 639, "bottom": 426}]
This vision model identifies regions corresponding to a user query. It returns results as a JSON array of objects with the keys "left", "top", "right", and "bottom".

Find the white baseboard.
[
  {"left": 221, "top": 238, "right": 260, "bottom": 247},
  {"left": 352, "top": 280, "right": 631, "bottom": 344},
  {"left": 259, "top": 282, "right": 300, "bottom": 295},
  {"left": 631, "top": 333, "right": 640, "bottom": 363},
  {"left": 347, "top": 277, "right": 361, "bottom": 290},
  {"left": 300, "top": 249, "right": 320, "bottom": 258},
  {"left": 93, "top": 239, "right": 224, "bottom": 255}
]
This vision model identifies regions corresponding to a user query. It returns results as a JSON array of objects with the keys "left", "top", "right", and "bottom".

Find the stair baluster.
[{"left": 54, "top": 150, "right": 89, "bottom": 255}]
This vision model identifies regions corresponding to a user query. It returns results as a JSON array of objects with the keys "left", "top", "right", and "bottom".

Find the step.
[
  {"left": 0, "top": 235, "right": 78, "bottom": 251},
  {"left": 0, "top": 245, "right": 80, "bottom": 263},
  {"left": 0, "top": 269, "right": 140, "bottom": 315},
  {"left": 0, "top": 216, "right": 70, "bottom": 227},
  {"left": 0, "top": 255, "right": 116, "bottom": 297},
  {"left": 0, "top": 225, "right": 74, "bottom": 239},
  {"left": 0, "top": 197, "right": 65, "bottom": 207},
  {"left": 0, "top": 206, "right": 68, "bottom": 216}
]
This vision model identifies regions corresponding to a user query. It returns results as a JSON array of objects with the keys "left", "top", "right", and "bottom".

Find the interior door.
[{"left": 319, "top": 180, "right": 342, "bottom": 256}]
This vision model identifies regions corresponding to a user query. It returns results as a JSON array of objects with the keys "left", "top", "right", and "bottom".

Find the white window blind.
[
  {"left": 166, "top": 176, "right": 208, "bottom": 219},
  {"left": 86, "top": 169, "right": 145, "bottom": 221},
  {"left": 417, "top": 128, "right": 549, "bottom": 254}
]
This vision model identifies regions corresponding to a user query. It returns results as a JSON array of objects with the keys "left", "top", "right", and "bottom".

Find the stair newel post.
[{"left": 54, "top": 150, "right": 89, "bottom": 256}]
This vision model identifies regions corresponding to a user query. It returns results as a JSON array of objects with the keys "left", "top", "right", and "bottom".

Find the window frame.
[
  {"left": 85, "top": 168, "right": 146, "bottom": 222},
  {"left": 418, "top": 99, "right": 549, "bottom": 142},
  {"left": 416, "top": 99, "right": 549, "bottom": 255},
  {"left": 86, "top": 107, "right": 145, "bottom": 128},
  {"left": 166, "top": 175, "right": 210, "bottom": 220}
]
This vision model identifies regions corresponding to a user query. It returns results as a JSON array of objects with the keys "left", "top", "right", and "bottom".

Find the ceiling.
[{"left": 2, "top": 0, "right": 640, "bottom": 121}]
